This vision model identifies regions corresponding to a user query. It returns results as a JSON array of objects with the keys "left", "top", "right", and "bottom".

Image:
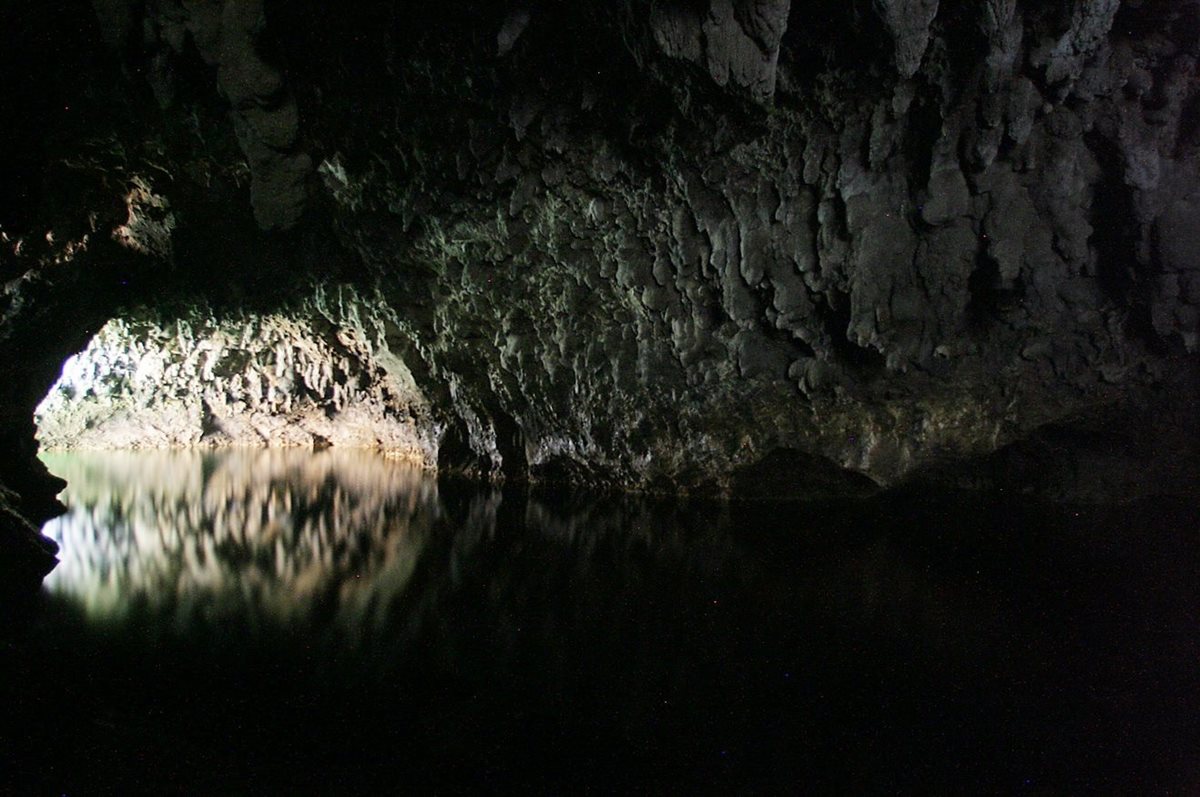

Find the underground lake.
[{"left": 2, "top": 448, "right": 1198, "bottom": 792}]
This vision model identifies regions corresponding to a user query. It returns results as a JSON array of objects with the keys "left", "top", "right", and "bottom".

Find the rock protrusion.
[{"left": 651, "top": 0, "right": 791, "bottom": 102}]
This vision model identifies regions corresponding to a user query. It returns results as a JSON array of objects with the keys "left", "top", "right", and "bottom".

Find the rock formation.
[
  {"left": 2, "top": 0, "right": 1200, "bottom": 588},
  {"left": 35, "top": 289, "right": 435, "bottom": 460}
]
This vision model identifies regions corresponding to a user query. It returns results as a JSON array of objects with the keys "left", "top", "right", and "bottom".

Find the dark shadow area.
[
  {"left": 2, "top": 449, "right": 1198, "bottom": 793},
  {"left": 729, "top": 447, "right": 881, "bottom": 500},
  {"left": 0, "top": 0, "right": 108, "bottom": 235},
  {"left": 780, "top": 0, "right": 893, "bottom": 85},
  {"left": 909, "top": 376, "right": 1200, "bottom": 503},
  {"left": 821, "top": 288, "right": 888, "bottom": 376},
  {"left": 965, "top": 245, "right": 1027, "bottom": 332}
]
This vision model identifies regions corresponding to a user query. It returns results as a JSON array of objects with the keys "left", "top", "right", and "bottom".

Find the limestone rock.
[
  {"left": 873, "top": 0, "right": 939, "bottom": 79},
  {"left": 36, "top": 289, "right": 438, "bottom": 464},
  {"left": 651, "top": 0, "right": 791, "bottom": 102}
]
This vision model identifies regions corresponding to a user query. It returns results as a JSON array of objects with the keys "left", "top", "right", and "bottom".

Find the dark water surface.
[{"left": 3, "top": 449, "right": 1198, "bottom": 793}]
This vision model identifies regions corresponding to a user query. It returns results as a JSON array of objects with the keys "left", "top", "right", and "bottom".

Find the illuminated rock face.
[{"left": 35, "top": 288, "right": 437, "bottom": 464}]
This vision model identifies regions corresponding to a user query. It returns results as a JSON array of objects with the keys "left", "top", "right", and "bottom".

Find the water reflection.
[
  {"left": 38, "top": 450, "right": 1001, "bottom": 667},
  {"left": 40, "top": 450, "right": 441, "bottom": 628},
  {"left": 13, "top": 450, "right": 1200, "bottom": 792}
]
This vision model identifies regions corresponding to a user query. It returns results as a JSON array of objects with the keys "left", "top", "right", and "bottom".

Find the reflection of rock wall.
[
  {"left": 29, "top": 454, "right": 1200, "bottom": 790},
  {"left": 40, "top": 449, "right": 441, "bottom": 624},
  {"left": 35, "top": 287, "right": 438, "bottom": 463},
  {"left": 40, "top": 447, "right": 1003, "bottom": 667}
]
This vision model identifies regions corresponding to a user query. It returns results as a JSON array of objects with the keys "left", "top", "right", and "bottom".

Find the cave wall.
[
  {"left": 35, "top": 287, "right": 436, "bottom": 461},
  {"left": 275, "top": 0, "right": 1200, "bottom": 490},
  {"left": 2, "top": 0, "right": 1200, "bottom": 586}
]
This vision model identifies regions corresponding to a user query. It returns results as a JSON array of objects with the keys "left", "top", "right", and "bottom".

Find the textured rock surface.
[
  {"left": 281, "top": 0, "right": 1200, "bottom": 491},
  {"left": 651, "top": 0, "right": 792, "bottom": 101},
  {"left": 1, "top": 0, "right": 1199, "bottom": 587},
  {"left": 35, "top": 289, "right": 436, "bottom": 461},
  {"left": 88, "top": 0, "right": 311, "bottom": 229}
]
